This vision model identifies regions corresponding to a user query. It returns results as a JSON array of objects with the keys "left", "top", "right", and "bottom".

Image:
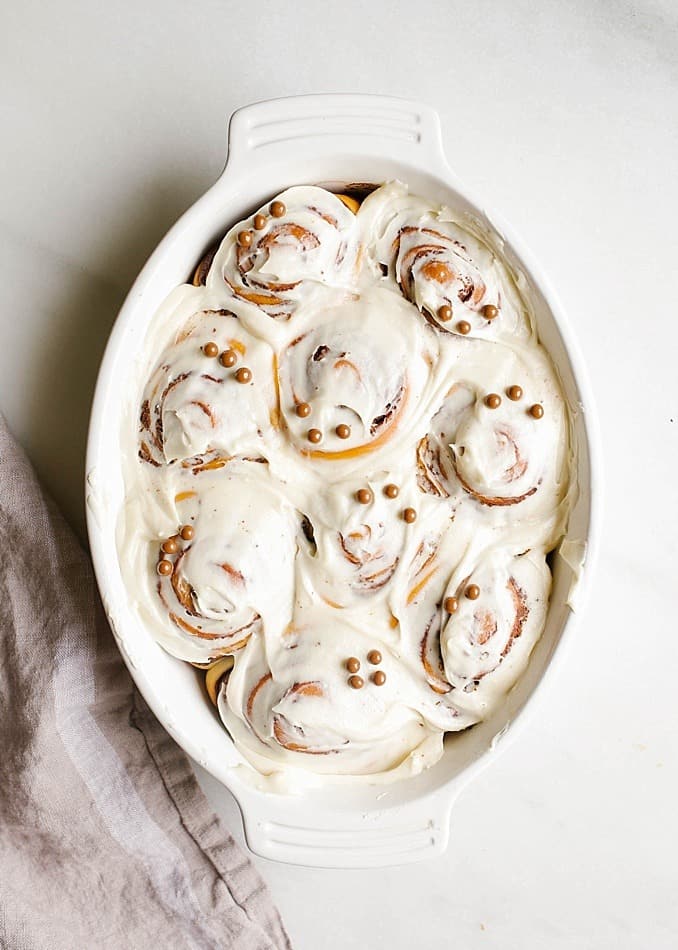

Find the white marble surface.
[{"left": 2, "top": 1, "right": 677, "bottom": 946}]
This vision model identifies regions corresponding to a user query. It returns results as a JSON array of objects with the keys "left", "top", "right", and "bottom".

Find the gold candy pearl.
[
  {"left": 507, "top": 385, "right": 523, "bottom": 401},
  {"left": 202, "top": 341, "right": 219, "bottom": 358},
  {"left": 180, "top": 525, "right": 194, "bottom": 541},
  {"left": 335, "top": 424, "right": 351, "bottom": 439},
  {"left": 157, "top": 559, "right": 173, "bottom": 576},
  {"left": 235, "top": 367, "right": 252, "bottom": 384},
  {"left": 372, "top": 670, "right": 386, "bottom": 686},
  {"left": 403, "top": 507, "right": 417, "bottom": 523},
  {"left": 367, "top": 650, "right": 382, "bottom": 665},
  {"left": 348, "top": 675, "right": 364, "bottom": 690},
  {"left": 270, "top": 200, "right": 286, "bottom": 218},
  {"left": 219, "top": 349, "right": 237, "bottom": 368},
  {"left": 384, "top": 484, "right": 399, "bottom": 499},
  {"left": 529, "top": 404, "right": 544, "bottom": 419},
  {"left": 295, "top": 402, "right": 311, "bottom": 418},
  {"left": 307, "top": 428, "right": 322, "bottom": 444},
  {"left": 346, "top": 657, "right": 361, "bottom": 673},
  {"left": 438, "top": 304, "right": 453, "bottom": 322},
  {"left": 356, "top": 488, "right": 372, "bottom": 505},
  {"left": 444, "top": 596, "right": 459, "bottom": 614},
  {"left": 482, "top": 304, "right": 499, "bottom": 320},
  {"left": 457, "top": 320, "right": 471, "bottom": 335},
  {"left": 485, "top": 393, "right": 502, "bottom": 409},
  {"left": 161, "top": 538, "right": 179, "bottom": 555},
  {"left": 465, "top": 584, "right": 480, "bottom": 600},
  {"left": 253, "top": 213, "right": 267, "bottom": 230},
  {"left": 237, "top": 230, "right": 253, "bottom": 248}
]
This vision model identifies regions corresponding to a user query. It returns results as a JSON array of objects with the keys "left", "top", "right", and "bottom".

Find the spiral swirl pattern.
[
  {"left": 138, "top": 305, "right": 276, "bottom": 469},
  {"left": 206, "top": 186, "right": 360, "bottom": 319}
]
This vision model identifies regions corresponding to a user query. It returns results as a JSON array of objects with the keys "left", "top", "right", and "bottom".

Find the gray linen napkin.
[{"left": 0, "top": 414, "right": 291, "bottom": 950}]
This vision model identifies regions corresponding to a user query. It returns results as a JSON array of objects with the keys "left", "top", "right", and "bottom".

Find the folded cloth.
[{"left": 0, "top": 415, "right": 291, "bottom": 950}]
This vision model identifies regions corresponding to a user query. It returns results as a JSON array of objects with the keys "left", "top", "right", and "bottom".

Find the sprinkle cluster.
[
  {"left": 344, "top": 650, "right": 386, "bottom": 689},
  {"left": 202, "top": 340, "right": 252, "bottom": 384},
  {"left": 156, "top": 524, "right": 194, "bottom": 576}
]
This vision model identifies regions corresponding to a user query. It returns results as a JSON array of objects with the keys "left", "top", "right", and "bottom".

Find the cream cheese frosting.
[{"left": 118, "top": 181, "right": 573, "bottom": 784}]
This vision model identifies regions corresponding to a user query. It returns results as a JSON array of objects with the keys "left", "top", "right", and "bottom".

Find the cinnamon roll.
[
  {"left": 415, "top": 344, "right": 569, "bottom": 544},
  {"left": 219, "top": 613, "right": 441, "bottom": 775},
  {"left": 119, "top": 179, "right": 574, "bottom": 784},
  {"left": 141, "top": 465, "right": 298, "bottom": 663},
  {"left": 206, "top": 186, "right": 361, "bottom": 319},
  {"left": 389, "top": 531, "right": 551, "bottom": 731},
  {"left": 138, "top": 302, "right": 277, "bottom": 469},
  {"left": 276, "top": 287, "right": 436, "bottom": 465},
  {"left": 361, "top": 181, "right": 529, "bottom": 340},
  {"left": 439, "top": 549, "right": 550, "bottom": 715},
  {"left": 301, "top": 473, "right": 411, "bottom": 609}
]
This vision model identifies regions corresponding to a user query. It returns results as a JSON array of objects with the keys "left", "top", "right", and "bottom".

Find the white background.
[{"left": 2, "top": 1, "right": 677, "bottom": 947}]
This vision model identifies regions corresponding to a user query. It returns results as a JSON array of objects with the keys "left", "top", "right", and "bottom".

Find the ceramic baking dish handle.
[
  {"left": 238, "top": 787, "right": 457, "bottom": 868},
  {"left": 224, "top": 94, "right": 449, "bottom": 175}
]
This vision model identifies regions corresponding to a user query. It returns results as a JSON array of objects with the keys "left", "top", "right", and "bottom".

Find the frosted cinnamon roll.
[
  {"left": 145, "top": 465, "right": 298, "bottom": 663},
  {"left": 138, "top": 305, "right": 276, "bottom": 469},
  {"left": 207, "top": 186, "right": 361, "bottom": 319},
  {"left": 219, "top": 613, "right": 440, "bottom": 776},
  {"left": 439, "top": 549, "right": 550, "bottom": 715},
  {"left": 450, "top": 392, "right": 544, "bottom": 507},
  {"left": 417, "top": 381, "right": 547, "bottom": 506},
  {"left": 300, "top": 473, "right": 411, "bottom": 609},
  {"left": 415, "top": 346, "right": 568, "bottom": 540},
  {"left": 390, "top": 531, "right": 550, "bottom": 732},
  {"left": 276, "top": 287, "right": 436, "bottom": 464},
  {"left": 361, "top": 181, "right": 528, "bottom": 340}
]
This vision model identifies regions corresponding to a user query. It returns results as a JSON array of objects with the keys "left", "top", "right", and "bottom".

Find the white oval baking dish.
[{"left": 86, "top": 94, "right": 600, "bottom": 868}]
